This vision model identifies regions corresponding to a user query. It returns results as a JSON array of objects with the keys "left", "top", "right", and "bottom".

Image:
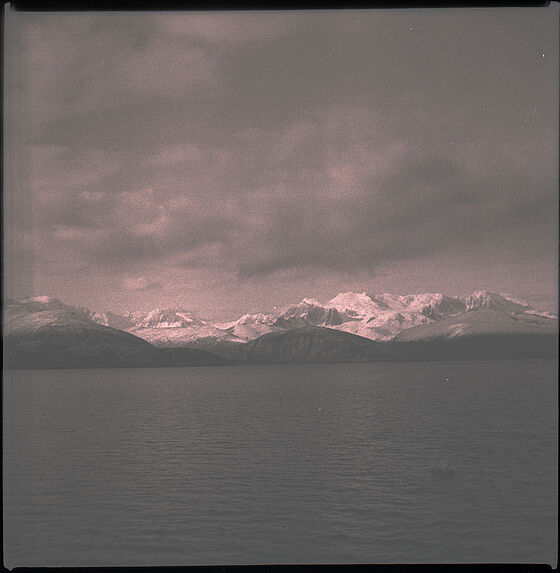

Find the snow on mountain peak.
[
  {"left": 85, "top": 310, "right": 134, "bottom": 330},
  {"left": 29, "top": 296, "right": 58, "bottom": 304},
  {"left": 301, "top": 297, "right": 322, "bottom": 306},
  {"left": 327, "top": 292, "right": 381, "bottom": 316},
  {"left": 9, "top": 296, "right": 73, "bottom": 313},
  {"left": 273, "top": 298, "right": 334, "bottom": 327},
  {"left": 326, "top": 291, "right": 465, "bottom": 320},
  {"left": 465, "top": 290, "right": 531, "bottom": 313},
  {"left": 236, "top": 313, "right": 274, "bottom": 325},
  {"left": 7, "top": 289, "right": 554, "bottom": 348},
  {"left": 132, "top": 307, "right": 207, "bottom": 329},
  {"left": 399, "top": 292, "right": 466, "bottom": 319},
  {"left": 16, "top": 295, "right": 62, "bottom": 305}
]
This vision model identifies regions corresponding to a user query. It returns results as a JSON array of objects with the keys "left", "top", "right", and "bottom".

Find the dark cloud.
[
  {"left": 29, "top": 103, "right": 557, "bottom": 286},
  {"left": 4, "top": 8, "right": 557, "bottom": 316}
]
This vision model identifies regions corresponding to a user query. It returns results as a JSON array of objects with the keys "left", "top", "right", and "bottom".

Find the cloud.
[
  {"left": 122, "top": 276, "right": 161, "bottom": 291},
  {"left": 110, "top": 39, "right": 217, "bottom": 99},
  {"left": 9, "top": 11, "right": 298, "bottom": 134},
  {"left": 29, "top": 144, "right": 123, "bottom": 192},
  {"left": 150, "top": 144, "right": 203, "bottom": 167},
  {"left": 12, "top": 13, "right": 221, "bottom": 131},
  {"left": 30, "top": 102, "right": 556, "bottom": 287},
  {"left": 5, "top": 9, "right": 556, "bottom": 314}
]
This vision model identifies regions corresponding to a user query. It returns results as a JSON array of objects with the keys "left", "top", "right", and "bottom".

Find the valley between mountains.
[{"left": 3, "top": 291, "right": 557, "bottom": 369}]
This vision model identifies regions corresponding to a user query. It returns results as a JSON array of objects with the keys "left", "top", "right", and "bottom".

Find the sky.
[{"left": 4, "top": 7, "right": 558, "bottom": 320}]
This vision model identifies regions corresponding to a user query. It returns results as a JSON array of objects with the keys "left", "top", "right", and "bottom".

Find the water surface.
[{"left": 3, "top": 360, "right": 557, "bottom": 566}]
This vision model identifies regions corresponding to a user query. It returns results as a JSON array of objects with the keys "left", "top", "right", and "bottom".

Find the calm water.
[{"left": 3, "top": 360, "right": 558, "bottom": 567}]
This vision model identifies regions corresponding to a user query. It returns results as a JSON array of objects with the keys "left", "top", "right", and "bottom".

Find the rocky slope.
[{"left": 242, "top": 326, "right": 400, "bottom": 364}]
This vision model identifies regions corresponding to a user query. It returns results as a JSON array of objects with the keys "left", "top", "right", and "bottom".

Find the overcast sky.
[{"left": 4, "top": 7, "right": 558, "bottom": 319}]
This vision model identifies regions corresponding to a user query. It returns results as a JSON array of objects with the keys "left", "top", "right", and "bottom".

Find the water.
[{"left": 3, "top": 360, "right": 557, "bottom": 567}]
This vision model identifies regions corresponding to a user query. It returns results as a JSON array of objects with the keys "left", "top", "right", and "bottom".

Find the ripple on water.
[{"left": 3, "top": 360, "right": 557, "bottom": 566}]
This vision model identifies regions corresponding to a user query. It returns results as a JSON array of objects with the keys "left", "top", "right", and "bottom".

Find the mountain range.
[
  {"left": 3, "top": 290, "right": 557, "bottom": 368},
  {"left": 3, "top": 297, "right": 228, "bottom": 369}
]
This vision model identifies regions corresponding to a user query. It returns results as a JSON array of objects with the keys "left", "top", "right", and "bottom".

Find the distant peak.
[
  {"left": 236, "top": 312, "right": 273, "bottom": 325},
  {"left": 130, "top": 307, "right": 207, "bottom": 329},
  {"left": 328, "top": 291, "right": 376, "bottom": 305},
  {"left": 300, "top": 297, "right": 322, "bottom": 306},
  {"left": 18, "top": 295, "right": 62, "bottom": 304},
  {"left": 464, "top": 290, "right": 532, "bottom": 313},
  {"left": 467, "top": 290, "right": 530, "bottom": 305},
  {"left": 10, "top": 296, "right": 71, "bottom": 312}
]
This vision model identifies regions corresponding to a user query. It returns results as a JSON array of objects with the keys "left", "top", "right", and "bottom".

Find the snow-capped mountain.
[
  {"left": 8, "top": 290, "right": 555, "bottom": 350},
  {"left": 213, "top": 290, "right": 555, "bottom": 343},
  {"left": 463, "top": 290, "right": 553, "bottom": 316},
  {"left": 81, "top": 309, "right": 136, "bottom": 330},
  {"left": 128, "top": 323, "right": 243, "bottom": 348},
  {"left": 4, "top": 290, "right": 556, "bottom": 365},
  {"left": 80, "top": 306, "right": 208, "bottom": 330},
  {"left": 3, "top": 298, "right": 229, "bottom": 369},
  {"left": 390, "top": 308, "right": 557, "bottom": 361},
  {"left": 7, "top": 296, "right": 77, "bottom": 315},
  {"left": 4, "top": 297, "right": 154, "bottom": 369},
  {"left": 217, "top": 312, "right": 282, "bottom": 341},
  {"left": 326, "top": 291, "right": 466, "bottom": 318},
  {"left": 219, "top": 291, "right": 470, "bottom": 342},
  {"left": 130, "top": 307, "right": 207, "bottom": 329},
  {"left": 83, "top": 306, "right": 243, "bottom": 347},
  {"left": 395, "top": 308, "right": 557, "bottom": 342},
  {"left": 5, "top": 297, "right": 105, "bottom": 334},
  {"left": 14, "top": 302, "right": 241, "bottom": 349},
  {"left": 271, "top": 298, "right": 352, "bottom": 328},
  {"left": 323, "top": 292, "right": 467, "bottom": 340}
]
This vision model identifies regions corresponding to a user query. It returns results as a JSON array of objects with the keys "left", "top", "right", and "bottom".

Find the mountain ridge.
[
  {"left": 5, "top": 291, "right": 556, "bottom": 366},
  {"left": 10, "top": 290, "right": 556, "bottom": 344},
  {"left": 3, "top": 299, "right": 229, "bottom": 369}
]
